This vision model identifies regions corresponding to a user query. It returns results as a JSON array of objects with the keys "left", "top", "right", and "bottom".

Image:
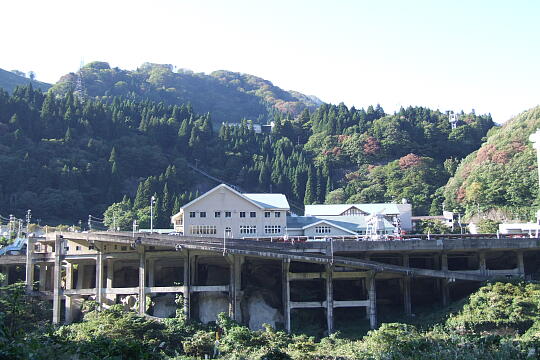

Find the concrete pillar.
[
  {"left": 138, "top": 246, "right": 146, "bottom": 315},
  {"left": 228, "top": 255, "right": 242, "bottom": 322},
  {"left": 52, "top": 235, "right": 62, "bottom": 324},
  {"left": 441, "top": 253, "right": 448, "bottom": 271},
  {"left": 367, "top": 272, "right": 377, "bottom": 329},
  {"left": 402, "top": 254, "right": 412, "bottom": 316},
  {"left": 39, "top": 264, "right": 47, "bottom": 291},
  {"left": 76, "top": 264, "right": 85, "bottom": 289},
  {"left": 148, "top": 259, "right": 155, "bottom": 288},
  {"left": 479, "top": 252, "right": 486, "bottom": 274},
  {"left": 183, "top": 251, "right": 191, "bottom": 319},
  {"left": 441, "top": 253, "right": 449, "bottom": 306},
  {"left": 326, "top": 264, "right": 334, "bottom": 334},
  {"left": 106, "top": 259, "right": 115, "bottom": 288},
  {"left": 441, "top": 279, "right": 450, "bottom": 307},
  {"left": 106, "top": 259, "right": 115, "bottom": 304},
  {"left": 26, "top": 237, "right": 35, "bottom": 292},
  {"left": 191, "top": 255, "right": 198, "bottom": 285},
  {"left": 65, "top": 262, "right": 74, "bottom": 324},
  {"left": 96, "top": 250, "right": 103, "bottom": 309},
  {"left": 282, "top": 259, "right": 291, "bottom": 333},
  {"left": 517, "top": 251, "right": 525, "bottom": 276}
]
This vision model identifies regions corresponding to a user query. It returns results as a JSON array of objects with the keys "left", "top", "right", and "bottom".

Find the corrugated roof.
[
  {"left": 244, "top": 193, "right": 290, "bottom": 210},
  {"left": 305, "top": 203, "right": 404, "bottom": 216}
]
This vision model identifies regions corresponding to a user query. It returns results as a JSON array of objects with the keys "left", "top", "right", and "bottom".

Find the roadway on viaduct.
[{"left": 43, "top": 232, "right": 540, "bottom": 282}]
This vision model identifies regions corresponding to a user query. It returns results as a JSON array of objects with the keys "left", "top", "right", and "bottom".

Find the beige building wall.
[{"left": 178, "top": 186, "right": 287, "bottom": 238}]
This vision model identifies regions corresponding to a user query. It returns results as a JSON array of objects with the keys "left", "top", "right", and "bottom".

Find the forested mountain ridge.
[
  {"left": 0, "top": 83, "right": 494, "bottom": 227},
  {"left": 51, "top": 62, "right": 322, "bottom": 124},
  {"left": 0, "top": 68, "right": 51, "bottom": 93},
  {"left": 444, "top": 106, "right": 540, "bottom": 221}
]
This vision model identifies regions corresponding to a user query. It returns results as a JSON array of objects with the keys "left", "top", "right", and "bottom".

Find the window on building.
[
  {"left": 315, "top": 226, "right": 331, "bottom": 234},
  {"left": 189, "top": 225, "right": 217, "bottom": 235},
  {"left": 189, "top": 212, "right": 196, "bottom": 218},
  {"left": 265, "top": 211, "right": 271, "bottom": 218},
  {"left": 225, "top": 211, "right": 231, "bottom": 218},
  {"left": 265, "top": 225, "right": 281, "bottom": 234},
  {"left": 240, "top": 212, "right": 246, "bottom": 218},
  {"left": 275, "top": 212, "right": 281, "bottom": 218},
  {"left": 225, "top": 227, "right": 232, "bottom": 237},
  {"left": 240, "top": 225, "right": 257, "bottom": 234},
  {"left": 200, "top": 212, "right": 206, "bottom": 218},
  {"left": 215, "top": 211, "right": 221, "bottom": 218},
  {"left": 250, "top": 211, "right": 256, "bottom": 218}
]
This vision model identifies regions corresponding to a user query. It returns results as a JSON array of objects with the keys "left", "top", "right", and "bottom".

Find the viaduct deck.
[{"left": 42, "top": 231, "right": 540, "bottom": 282}]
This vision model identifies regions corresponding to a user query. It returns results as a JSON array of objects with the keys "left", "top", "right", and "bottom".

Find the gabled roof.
[
  {"left": 304, "top": 203, "right": 404, "bottom": 216},
  {"left": 286, "top": 215, "right": 395, "bottom": 234},
  {"left": 243, "top": 193, "right": 290, "bottom": 210},
  {"left": 177, "top": 184, "right": 289, "bottom": 213}
]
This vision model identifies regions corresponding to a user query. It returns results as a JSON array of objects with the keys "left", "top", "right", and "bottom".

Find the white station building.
[{"left": 171, "top": 184, "right": 412, "bottom": 239}]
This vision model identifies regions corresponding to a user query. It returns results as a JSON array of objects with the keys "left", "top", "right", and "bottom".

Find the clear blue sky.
[{"left": 2, "top": 0, "right": 539, "bottom": 123}]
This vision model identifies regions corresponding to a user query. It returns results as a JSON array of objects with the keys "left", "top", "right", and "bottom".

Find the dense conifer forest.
[{"left": 0, "top": 83, "right": 493, "bottom": 227}]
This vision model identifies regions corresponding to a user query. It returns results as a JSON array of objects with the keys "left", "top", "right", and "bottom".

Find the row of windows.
[
  {"left": 189, "top": 225, "right": 217, "bottom": 235},
  {"left": 315, "top": 226, "right": 331, "bottom": 234},
  {"left": 264, "top": 225, "right": 282, "bottom": 234},
  {"left": 189, "top": 211, "right": 281, "bottom": 218},
  {"left": 187, "top": 225, "right": 283, "bottom": 235},
  {"left": 240, "top": 225, "right": 257, "bottom": 234}
]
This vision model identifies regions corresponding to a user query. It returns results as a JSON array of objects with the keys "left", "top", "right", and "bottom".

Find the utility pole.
[
  {"left": 26, "top": 210, "right": 31, "bottom": 234},
  {"left": 9, "top": 214, "right": 14, "bottom": 234},
  {"left": 17, "top": 219, "right": 22, "bottom": 238},
  {"left": 150, "top": 196, "right": 156, "bottom": 233}
]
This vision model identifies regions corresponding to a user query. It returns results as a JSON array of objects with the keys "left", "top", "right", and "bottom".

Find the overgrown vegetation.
[{"left": 3, "top": 281, "right": 540, "bottom": 359}]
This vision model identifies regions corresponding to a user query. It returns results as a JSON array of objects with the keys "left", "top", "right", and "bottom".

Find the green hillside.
[
  {"left": 0, "top": 84, "right": 493, "bottom": 225},
  {"left": 0, "top": 68, "right": 51, "bottom": 93},
  {"left": 444, "top": 106, "right": 540, "bottom": 220},
  {"left": 51, "top": 62, "right": 322, "bottom": 124}
]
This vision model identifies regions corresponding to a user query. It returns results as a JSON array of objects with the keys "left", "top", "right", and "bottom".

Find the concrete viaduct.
[{"left": 2, "top": 232, "right": 539, "bottom": 333}]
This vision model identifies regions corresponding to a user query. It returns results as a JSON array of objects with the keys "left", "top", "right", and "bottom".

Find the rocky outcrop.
[{"left": 246, "top": 293, "right": 283, "bottom": 330}]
